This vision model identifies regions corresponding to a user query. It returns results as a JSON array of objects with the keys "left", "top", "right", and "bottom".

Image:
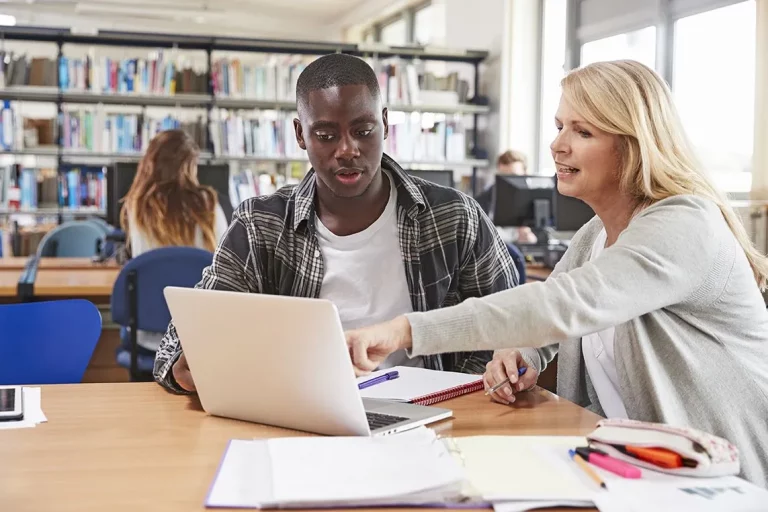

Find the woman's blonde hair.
[
  {"left": 562, "top": 59, "right": 768, "bottom": 290},
  {"left": 120, "top": 129, "right": 217, "bottom": 251}
]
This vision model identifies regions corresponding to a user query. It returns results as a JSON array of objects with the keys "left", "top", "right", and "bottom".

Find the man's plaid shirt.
[{"left": 154, "top": 154, "right": 519, "bottom": 393}]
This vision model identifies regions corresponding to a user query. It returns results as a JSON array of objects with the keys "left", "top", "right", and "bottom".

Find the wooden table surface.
[
  {"left": 33, "top": 267, "right": 120, "bottom": 298},
  {"left": 0, "top": 268, "right": 21, "bottom": 297},
  {"left": 526, "top": 264, "right": 553, "bottom": 281},
  {"left": 0, "top": 257, "right": 121, "bottom": 270},
  {"left": 0, "top": 382, "right": 601, "bottom": 512}
]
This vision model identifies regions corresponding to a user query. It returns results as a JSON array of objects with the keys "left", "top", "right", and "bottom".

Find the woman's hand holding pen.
[{"left": 483, "top": 350, "right": 539, "bottom": 405}]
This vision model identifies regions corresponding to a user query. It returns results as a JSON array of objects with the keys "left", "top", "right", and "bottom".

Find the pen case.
[{"left": 585, "top": 418, "right": 740, "bottom": 478}]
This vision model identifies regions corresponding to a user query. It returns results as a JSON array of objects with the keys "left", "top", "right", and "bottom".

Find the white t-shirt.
[
  {"left": 581, "top": 228, "right": 628, "bottom": 419},
  {"left": 316, "top": 171, "right": 423, "bottom": 369},
  {"left": 127, "top": 203, "right": 228, "bottom": 351}
]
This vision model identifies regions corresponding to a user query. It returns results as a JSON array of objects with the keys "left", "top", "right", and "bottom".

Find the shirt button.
[{"left": 314, "top": 250, "right": 320, "bottom": 258}]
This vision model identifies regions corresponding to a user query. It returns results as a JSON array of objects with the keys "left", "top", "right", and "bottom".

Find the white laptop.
[{"left": 163, "top": 287, "right": 452, "bottom": 436}]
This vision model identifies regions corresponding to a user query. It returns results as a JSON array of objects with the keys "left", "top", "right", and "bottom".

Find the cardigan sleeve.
[{"left": 406, "top": 195, "right": 724, "bottom": 355}]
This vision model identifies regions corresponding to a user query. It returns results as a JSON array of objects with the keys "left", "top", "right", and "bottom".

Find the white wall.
[{"left": 441, "top": 0, "right": 506, "bottom": 187}]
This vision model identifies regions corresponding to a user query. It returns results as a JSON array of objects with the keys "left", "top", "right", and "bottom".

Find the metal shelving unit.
[{"left": 0, "top": 25, "right": 492, "bottom": 194}]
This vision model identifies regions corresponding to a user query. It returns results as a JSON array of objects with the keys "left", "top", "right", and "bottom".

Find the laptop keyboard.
[{"left": 366, "top": 411, "right": 409, "bottom": 430}]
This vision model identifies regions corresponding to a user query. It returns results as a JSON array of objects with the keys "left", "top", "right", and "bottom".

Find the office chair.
[
  {"left": 111, "top": 247, "right": 213, "bottom": 381},
  {"left": 36, "top": 220, "right": 106, "bottom": 258},
  {"left": 506, "top": 243, "right": 527, "bottom": 285},
  {"left": 0, "top": 300, "right": 102, "bottom": 385}
]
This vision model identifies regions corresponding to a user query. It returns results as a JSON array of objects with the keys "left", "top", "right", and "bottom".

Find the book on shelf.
[
  {"left": 368, "top": 58, "right": 471, "bottom": 107},
  {"left": 0, "top": 164, "right": 105, "bottom": 212},
  {"left": 228, "top": 169, "right": 287, "bottom": 206},
  {"left": 60, "top": 107, "right": 207, "bottom": 153},
  {"left": 211, "top": 55, "right": 307, "bottom": 101},
  {"left": 209, "top": 109, "right": 302, "bottom": 159},
  {"left": 59, "top": 50, "right": 208, "bottom": 95},
  {"left": 386, "top": 113, "right": 467, "bottom": 162},
  {"left": 0, "top": 52, "right": 58, "bottom": 88}
]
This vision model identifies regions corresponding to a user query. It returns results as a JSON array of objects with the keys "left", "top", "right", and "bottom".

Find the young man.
[{"left": 154, "top": 53, "right": 518, "bottom": 393}]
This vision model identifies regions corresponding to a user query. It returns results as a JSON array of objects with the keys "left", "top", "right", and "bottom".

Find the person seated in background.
[
  {"left": 344, "top": 60, "right": 768, "bottom": 486},
  {"left": 476, "top": 150, "right": 538, "bottom": 245},
  {"left": 120, "top": 129, "right": 229, "bottom": 352},
  {"left": 153, "top": 53, "right": 519, "bottom": 394},
  {"left": 496, "top": 150, "right": 527, "bottom": 176}
]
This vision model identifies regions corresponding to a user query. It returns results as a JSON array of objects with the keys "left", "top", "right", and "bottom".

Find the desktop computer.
[
  {"left": 492, "top": 175, "right": 555, "bottom": 229},
  {"left": 106, "top": 162, "right": 233, "bottom": 228},
  {"left": 406, "top": 170, "right": 454, "bottom": 188},
  {"left": 490, "top": 174, "right": 595, "bottom": 268}
]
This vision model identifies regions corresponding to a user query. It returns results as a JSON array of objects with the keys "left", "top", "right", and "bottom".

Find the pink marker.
[{"left": 576, "top": 447, "right": 642, "bottom": 479}]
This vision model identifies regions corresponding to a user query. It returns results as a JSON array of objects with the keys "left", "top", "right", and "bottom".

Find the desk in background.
[
  {"left": 526, "top": 264, "right": 553, "bottom": 282},
  {"left": 0, "top": 382, "right": 601, "bottom": 512}
]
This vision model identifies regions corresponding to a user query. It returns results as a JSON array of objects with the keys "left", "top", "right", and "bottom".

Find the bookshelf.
[{"left": 0, "top": 26, "right": 492, "bottom": 229}]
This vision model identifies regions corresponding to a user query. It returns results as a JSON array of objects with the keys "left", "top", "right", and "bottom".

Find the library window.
[
  {"left": 381, "top": 18, "right": 408, "bottom": 46},
  {"left": 580, "top": 26, "right": 657, "bottom": 69},
  {"left": 538, "top": 0, "right": 567, "bottom": 175},
  {"left": 673, "top": 0, "right": 756, "bottom": 192}
]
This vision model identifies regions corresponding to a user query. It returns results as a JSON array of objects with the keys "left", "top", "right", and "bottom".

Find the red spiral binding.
[{"left": 410, "top": 379, "right": 484, "bottom": 406}]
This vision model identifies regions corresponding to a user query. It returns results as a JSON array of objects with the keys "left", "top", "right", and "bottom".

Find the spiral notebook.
[{"left": 356, "top": 366, "right": 483, "bottom": 406}]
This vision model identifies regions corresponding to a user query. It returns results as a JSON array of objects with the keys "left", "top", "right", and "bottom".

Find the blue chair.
[
  {"left": 0, "top": 300, "right": 102, "bottom": 385},
  {"left": 37, "top": 220, "right": 106, "bottom": 258},
  {"left": 506, "top": 243, "right": 527, "bottom": 284},
  {"left": 111, "top": 247, "right": 213, "bottom": 380}
]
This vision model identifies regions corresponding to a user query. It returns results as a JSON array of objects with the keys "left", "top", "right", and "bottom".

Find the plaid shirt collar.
[{"left": 291, "top": 153, "right": 426, "bottom": 232}]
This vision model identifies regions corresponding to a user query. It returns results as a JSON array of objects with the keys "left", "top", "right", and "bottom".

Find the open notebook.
[
  {"left": 356, "top": 366, "right": 483, "bottom": 405},
  {"left": 205, "top": 431, "right": 768, "bottom": 510},
  {"left": 205, "top": 430, "right": 594, "bottom": 509}
]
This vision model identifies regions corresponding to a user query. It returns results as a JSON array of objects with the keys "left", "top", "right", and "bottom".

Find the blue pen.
[
  {"left": 358, "top": 370, "right": 399, "bottom": 390},
  {"left": 484, "top": 367, "right": 527, "bottom": 396}
]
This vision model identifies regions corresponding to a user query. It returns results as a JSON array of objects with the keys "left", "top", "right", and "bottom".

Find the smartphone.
[{"left": 0, "top": 386, "right": 24, "bottom": 421}]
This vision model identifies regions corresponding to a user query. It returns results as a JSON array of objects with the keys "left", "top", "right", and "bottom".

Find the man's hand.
[
  {"left": 483, "top": 350, "right": 539, "bottom": 404},
  {"left": 346, "top": 316, "right": 413, "bottom": 376},
  {"left": 172, "top": 353, "right": 196, "bottom": 392}
]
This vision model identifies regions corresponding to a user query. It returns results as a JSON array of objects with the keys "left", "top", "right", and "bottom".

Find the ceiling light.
[{"left": 0, "top": 14, "right": 16, "bottom": 26}]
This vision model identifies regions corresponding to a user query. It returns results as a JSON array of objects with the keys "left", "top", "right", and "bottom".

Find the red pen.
[{"left": 576, "top": 447, "right": 642, "bottom": 479}]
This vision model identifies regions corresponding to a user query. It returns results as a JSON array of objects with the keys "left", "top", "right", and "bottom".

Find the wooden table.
[
  {"left": 0, "top": 268, "right": 21, "bottom": 298},
  {"left": 526, "top": 264, "right": 553, "bottom": 282},
  {"left": 33, "top": 267, "right": 120, "bottom": 298},
  {"left": 0, "top": 257, "right": 121, "bottom": 270},
  {"left": 0, "top": 383, "right": 601, "bottom": 512}
]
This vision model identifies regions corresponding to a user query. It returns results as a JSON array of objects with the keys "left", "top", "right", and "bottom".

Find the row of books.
[
  {"left": 0, "top": 51, "right": 472, "bottom": 108},
  {"left": 385, "top": 115, "right": 468, "bottom": 162},
  {"left": 209, "top": 110, "right": 304, "bottom": 159},
  {"left": 0, "top": 53, "right": 58, "bottom": 88},
  {"left": 59, "top": 110, "right": 207, "bottom": 153},
  {"left": 211, "top": 57, "right": 307, "bottom": 101},
  {"left": 0, "top": 165, "right": 106, "bottom": 211},
  {"left": 58, "top": 53, "right": 208, "bottom": 95},
  {"left": 371, "top": 59, "right": 471, "bottom": 106}
]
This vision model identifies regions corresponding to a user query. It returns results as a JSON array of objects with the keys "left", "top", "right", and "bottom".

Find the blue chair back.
[
  {"left": 111, "top": 247, "right": 213, "bottom": 333},
  {"left": 506, "top": 243, "right": 526, "bottom": 285},
  {"left": 37, "top": 220, "right": 106, "bottom": 258},
  {"left": 0, "top": 300, "right": 102, "bottom": 385}
]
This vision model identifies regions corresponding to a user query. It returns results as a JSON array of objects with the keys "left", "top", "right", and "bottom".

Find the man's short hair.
[
  {"left": 296, "top": 53, "right": 381, "bottom": 110},
  {"left": 497, "top": 150, "right": 527, "bottom": 169}
]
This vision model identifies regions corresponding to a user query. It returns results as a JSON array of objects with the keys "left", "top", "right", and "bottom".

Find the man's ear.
[
  {"left": 293, "top": 118, "right": 307, "bottom": 150},
  {"left": 382, "top": 107, "right": 388, "bottom": 140}
]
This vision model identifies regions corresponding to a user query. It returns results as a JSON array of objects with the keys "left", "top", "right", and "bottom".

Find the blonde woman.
[
  {"left": 120, "top": 129, "right": 228, "bottom": 351},
  {"left": 345, "top": 60, "right": 768, "bottom": 486}
]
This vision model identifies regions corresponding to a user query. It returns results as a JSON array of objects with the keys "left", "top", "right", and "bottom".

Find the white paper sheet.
[
  {"left": 0, "top": 387, "right": 46, "bottom": 430},
  {"left": 206, "top": 427, "right": 467, "bottom": 509},
  {"left": 357, "top": 366, "right": 481, "bottom": 402}
]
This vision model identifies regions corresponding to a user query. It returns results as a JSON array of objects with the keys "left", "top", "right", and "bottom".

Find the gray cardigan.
[{"left": 406, "top": 195, "right": 768, "bottom": 486}]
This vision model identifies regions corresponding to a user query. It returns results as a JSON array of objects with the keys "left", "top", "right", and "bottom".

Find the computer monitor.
[
  {"left": 553, "top": 189, "right": 594, "bottom": 232},
  {"left": 492, "top": 175, "right": 555, "bottom": 228},
  {"left": 406, "top": 170, "right": 454, "bottom": 188},
  {"left": 106, "top": 162, "right": 233, "bottom": 227}
]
